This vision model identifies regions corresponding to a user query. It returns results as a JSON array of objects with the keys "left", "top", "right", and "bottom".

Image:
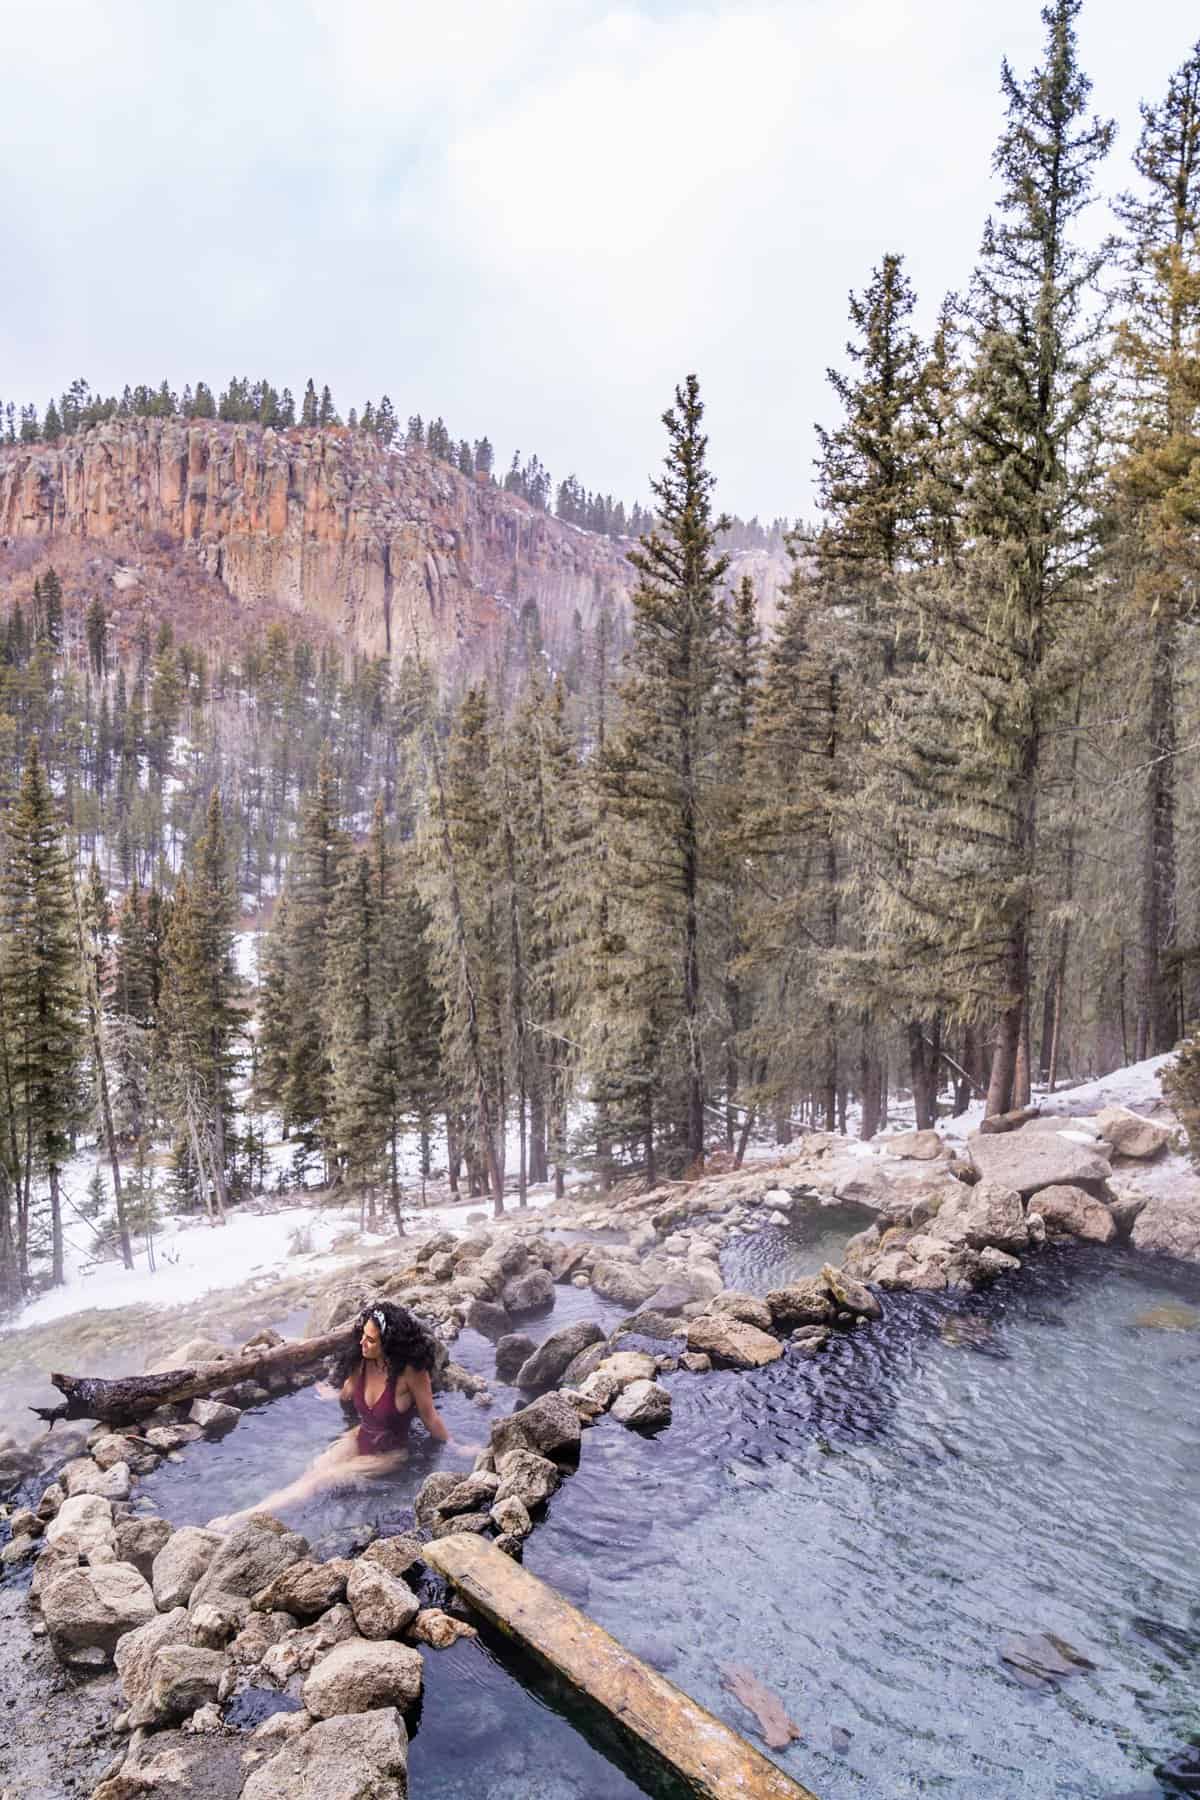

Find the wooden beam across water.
[{"left": 422, "top": 1534, "right": 819, "bottom": 1800}]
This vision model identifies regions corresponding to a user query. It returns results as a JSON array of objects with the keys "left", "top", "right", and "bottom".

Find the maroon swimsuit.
[{"left": 353, "top": 1363, "right": 413, "bottom": 1456}]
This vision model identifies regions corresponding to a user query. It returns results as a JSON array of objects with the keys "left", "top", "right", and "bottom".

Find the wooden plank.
[{"left": 423, "top": 1533, "right": 818, "bottom": 1800}]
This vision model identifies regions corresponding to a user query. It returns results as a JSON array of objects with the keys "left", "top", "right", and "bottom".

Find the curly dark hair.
[{"left": 329, "top": 1300, "right": 438, "bottom": 1389}]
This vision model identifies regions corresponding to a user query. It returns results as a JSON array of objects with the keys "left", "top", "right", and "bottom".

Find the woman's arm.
[
  {"left": 315, "top": 1364, "right": 357, "bottom": 1403},
  {"left": 404, "top": 1368, "right": 449, "bottom": 1443}
]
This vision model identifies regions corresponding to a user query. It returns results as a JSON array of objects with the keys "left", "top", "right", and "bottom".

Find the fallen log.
[{"left": 30, "top": 1322, "right": 358, "bottom": 1429}]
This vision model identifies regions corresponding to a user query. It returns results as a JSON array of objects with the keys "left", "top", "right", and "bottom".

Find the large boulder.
[
  {"left": 44, "top": 1491, "right": 115, "bottom": 1553},
  {"left": 490, "top": 1392, "right": 581, "bottom": 1465},
  {"left": 254, "top": 1557, "right": 353, "bottom": 1618},
  {"left": 559, "top": 1341, "right": 612, "bottom": 1387},
  {"left": 465, "top": 1297, "right": 510, "bottom": 1336},
  {"left": 684, "top": 1315, "right": 783, "bottom": 1369},
  {"left": 303, "top": 1639, "right": 424, "bottom": 1719},
  {"left": 115, "top": 1606, "right": 192, "bottom": 1718},
  {"left": 927, "top": 1182, "right": 1029, "bottom": 1255},
  {"left": 967, "top": 1127, "right": 1111, "bottom": 1197},
  {"left": 501, "top": 1267, "right": 555, "bottom": 1315},
  {"left": 42, "top": 1560, "right": 157, "bottom": 1668},
  {"left": 241, "top": 1706, "right": 409, "bottom": 1800},
  {"left": 821, "top": 1264, "right": 883, "bottom": 1320},
  {"left": 1095, "top": 1105, "right": 1171, "bottom": 1160},
  {"left": 1033, "top": 1184, "right": 1117, "bottom": 1244},
  {"left": 589, "top": 1260, "right": 659, "bottom": 1309},
  {"left": 346, "top": 1561, "right": 421, "bottom": 1639},
  {"left": 611, "top": 1380, "right": 672, "bottom": 1431},
  {"left": 494, "top": 1332, "right": 537, "bottom": 1384},
  {"left": 91, "top": 1728, "right": 247, "bottom": 1800},
  {"left": 144, "top": 1643, "right": 226, "bottom": 1724},
  {"left": 514, "top": 1320, "right": 606, "bottom": 1390},
  {"left": 152, "top": 1526, "right": 223, "bottom": 1609},
  {"left": 189, "top": 1516, "right": 308, "bottom": 1614},
  {"left": 707, "top": 1291, "right": 773, "bottom": 1332},
  {"left": 883, "top": 1129, "right": 946, "bottom": 1160},
  {"left": 62, "top": 1456, "right": 132, "bottom": 1501},
  {"left": 492, "top": 1449, "right": 560, "bottom": 1511},
  {"left": 114, "top": 1514, "right": 173, "bottom": 1582},
  {"left": 765, "top": 1280, "right": 837, "bottom": 1332},
  {"left": 1131, "top": 1193, "right": 1200, "bottom": 1263}
]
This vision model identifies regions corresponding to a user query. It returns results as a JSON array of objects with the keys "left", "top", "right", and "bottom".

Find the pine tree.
[
  {"left": 599, "top": 374, "right": 729, "bottom": 1170},
  {"left": 1112, "top": 37, "right": 1200, "bottom": 1055},
  {"left": 301, "top": 380, "right": 319, "bottom": 428},
  {"left": 0, "top": 741, "right": 84, "bottom": 1285}
]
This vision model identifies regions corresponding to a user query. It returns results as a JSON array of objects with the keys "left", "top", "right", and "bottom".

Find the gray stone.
[
  {"left": 501, "top": 1267, "right": 555, "bottom": 1314},
  {"left": 189, "top": 1516, "right": 308, "bottom": 1613},
  {"left": 303, "top": 1638, "right": 424, "bottom": 1719},
  {"left": 494, "top": 1332, "right": 537, "bottom": 1383},
  {"left": 611, "top": 1379, "right": 672, "bottom": 1430},
  {"left": 927, "top": 1181, "right": 1029, "bottom": 1255},
  {"left": 883, "top": 1128, "right": 946, "bottom": 1160},
  {"left": 153, "top": 1526, "right": 222, "bottom": 1609},
  {"left": 146, "top": 1644, "right": 226, "bottom": 1723},
  {"left": 589, "top": 1260, "right": 659, "bottom": 1308},
  {"left": 241, "top": 1705, "right": 409, "bottom": 1800},
  {"left": 346, "top": 1561, "right": 421, "bottom": 1639},
  {"left": 114, "top": 1514, "right": 173, "bottom": 1581},
  {"left": 619, "top": 1310, "right": 688, "bottom": 1342},
  {"left": 489, "top": 1495, "right": 533, "bottom": 1538},
  {"left": 679, "top": 1351, "right": 711, "bottom": 1372},
  {"left": 559, "top": 1341, "right": 611, "bottom": 1387},
  {"left": 513, "top": 1320, "right": 606, "bottom": 1390},
  {"left": 1095, "top": 1105, "right": 1171, "bottom": 1160},
  {"left": 42, "top": 1560, "right": 157, "bottom": 1668},
  {"left": 434, "top": 1472, "right": 500, "bottom": 1515},
  {"left": 765, "top": 1279, "right": 837, "bottom": 1331},
  {"left": 362, "top": 1534, "right": 424, "bottom": 1580},
  {"left": 465, "top": 1297, "right": 510, "bottom": 1336},
  {"left": 115, "top": 1606, "right": 192, "bottom": 1715},
  {"left": 1032, "top": 1183, "right": 1117, "bottom": 1244},
  {"left": 91, "top": 1728, "right": 247, "bottom": 1800},
  {"left": 62, "top": 1456, "right": 132, "bottom": 1501},
  {"left": 431, "top": 1511, "right": 493, "bottom": 1538},
  {"left": 707, "top": 1290, "right": 773, "bottom": 1331},
  {"left": 821, "top": 1263, "right": 884, "bottom": 1320},
  {"left": 492, "top": 1449, "right": 560, "bottom": 1510},
  {"left": 490, "top": 1391, "right": 581, "bottom": 1464},
  {"left": 188, "top": 1600, "right": 242, "bottom": 1649},
  {"left": 188, "top": 1398, "right": 241, "bottom": 1437},
  {"left": 967, "top": 1127, "right": 1111, "bottom": 1197},
  {"left": 1131, "top": 1193, "right": 1200, "bottom": 1263},
  {"left": 44, "top": 1491, "right": 115, "bottom": 1552}
]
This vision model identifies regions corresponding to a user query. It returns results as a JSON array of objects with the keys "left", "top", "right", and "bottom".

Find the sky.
[{"left": 0, "top": 0, "right": 1195, "bottom": 521}]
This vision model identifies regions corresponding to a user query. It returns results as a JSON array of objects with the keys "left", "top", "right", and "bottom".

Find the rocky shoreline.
[{"left": 2, "top": 1093, "right": 1196, "bottom": 1800}]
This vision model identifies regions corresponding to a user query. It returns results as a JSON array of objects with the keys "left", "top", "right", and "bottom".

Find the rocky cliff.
[
  {"left": 0, "top": 418, "right": 792, "bottom": 676},
  {"left": 0, "top": 418, "right": 639, "bottom": 675}
]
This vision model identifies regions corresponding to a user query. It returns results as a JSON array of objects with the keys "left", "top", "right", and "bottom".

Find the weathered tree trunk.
[
  {"left": 1136, "top": 608, "right": 1178, "bottom": 1058},
  {"left": 32, "top": 1322, "right": 360, "bottom": 1428},
  {"left": 49, "top": 1163, "right": 64, "bottom": 1288},
  {"left": 907, "top": 1019, "right": 939, "bottom": 1131}
]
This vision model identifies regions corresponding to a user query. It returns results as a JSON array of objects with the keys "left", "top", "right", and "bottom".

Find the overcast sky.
[{"left": 0, "top": 0, "right": 1195, "bottom": 519}]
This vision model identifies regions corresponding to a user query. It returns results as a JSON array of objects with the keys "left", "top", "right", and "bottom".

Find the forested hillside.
[{"left": 1, "top": 2, "right": 1198, "bottom": 1305}]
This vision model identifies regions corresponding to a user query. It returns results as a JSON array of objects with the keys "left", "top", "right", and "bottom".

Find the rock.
[
  {"left": 1131, "top": 1193, "right": 1200, "bottom": 1263},
  {"left": 556, "top": 1386, "right": 605, "bottom": 1425},
  {"left": 465, "top": 1297, "right": 510, "bottom": 1336},
  {"left": 414, "top": 1472, "right": 464, "bottom": 1527},
  {"left": 765, "top": 1279, "right": 837, "bottom": 1331},
  {"left": 494, "top": 1332, "right": 538, "bottom": 1383},
  {"left": 409, "top": 1608, "right": 478, "bottom": 1649},
  {"left": 708, "top": 1290, "right": 774, "bottom": 1332},
  {"left": 190, "top": 1516, "right": 308, "bottom": 1613},
  {"left": 115, "top": 1607, "right": 193, "bottom": 1715},
  {"left": 42, "top": 1560, "right": 157, "bottom": 1668},
  {"left": 513, "top": 1320, "right": 606, "bottom": 1390},
  {"left": 44, "top": 1491, "right": 115, "bottom": 1553},
  {"left": 62, "top": 1456, "right": 132, "bottom": 1501},
  {"left": 611, "top": 1379, "right": 672, "bottom": 1430},
  {"left": 1031, "top": 1183, "right": 1116, "bottom": 1244},
  {"left": 589, "top": 1260, "right": 659, "bottom": 1308},
  {"left": 489, "top": 1495, "right": 533, "bottom": 1538},
  {"left": 684, "top": 1315, "right": 783, "bottom": 1369},
  {"left": 434, "top": 1472, "right": 500, "bottom": 1517},
  {"left": 967, "top": 1127, "right": 1111, "bottom": 1197},
  {"left": 241, "top": 1705, "right": 409, "bottom": 1800},
  {"left": 145, "top": 1336, "right": 231, "bottom": 1372},
  {"left": 226, "top": 1608, "right": 297, "bottom": 1671},
  {"left": 361, "top": 1534, "right": 424, "bottom": 1580},
  {"left": 92, "top": 1432, "right": 139, "bottom": 1471},
  {"left": 885, "top": 1129, "right": 946, "bottom": 1160},
  {"left": 999, "top": 1630, "right": 1096, "bottom": 1687},
  {"left": 821, "top": 1264, "right": 883, "bottom": 1320},
  {"left": 501, "top": 1267, "right": 555, "bottom": 1314},
  {"left": 979, "top": 1105, "right": 1042, "bottom": 1135},
  {"left": 145, "top": 1423, "right": 205, "bottom": 1452},
  {"left": 36, "top": 1480, "right": 65, "bottom": 1521},
  {"left": 91, "top": 1726, "right": 248, "bottom": 1800},
  {"left": 431, "top": 1511, "right": 493, "bottom": 1538},
  {"left": 189, "top": 1600, "right": 242, "bottom": 1649},
  {"left": 679, "top": 1351, "right": 711, "bottom": 1373},
  {"left": 259, "top": 1604, "right": 358, "bottom": 1683},
  {"left": 1106, "top": 1186, "right": 1149, "bottom": 1237},
  {"left": 146, "top": 1644, "right": 226, "bottom": 1724},
  {"left": 641, "top": 1281, "right": 696, "bottom": 1315},
  {"left": 584, "top": 1350, "right": 657, "bottom": 1391},
  {"left": 153, "top": 1527, "right": 223, "bottom": 1609},
  {"left": 251, "top": 1709, "right": 312, "bottom": 1744},
  {"left": 926, "top": 1181, "right": 1029, "bottom": 1254},
  {"left": 619, "top": 1309, "right": 688, "bottom": 1342},
  {"left": 188, "top": 1399, "right": 241, "bottom": 1437},
  {"left": 1095, "top": 1104, "right": 1171, "bottom": 1160},
  {"left": 1, "top": 1533, "right": 36, "bottom": 1568},
  {"left": 303, "top": 1639, "right": 424, "bottom": 1719},
  {"left": 1133, "top": 1304, "right": 1200, "bottom": 1331},
  {"left": 789, "top": 1325, "right": 831, "bottom": 1355},
  {"left": 254, "top": 1557, "right": 353, "bottom": 1618},
  {"left": 1025, "top": 1210, "right": 1046, "bottom": 1246},
  {"left": 490, "top": 1391, "right": 582, "bottom": 1464},
  {"left": 978, "top": 1246, "right": 1022, "bottom": 1278},
  {"left": 492, "top": 1449, "right": 560, "bottom": 1511},
  {"left": 115, "top": 1514, "right": 173, "bottom": 1581},
  {"left": 559, "top": 1341, "right": 612, "bottom": 1387},
  {"left": 346, "top": 1561, "right": 421, "bottom": 1638}
]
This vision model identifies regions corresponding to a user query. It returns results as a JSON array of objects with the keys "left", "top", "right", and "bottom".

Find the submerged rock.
[
  {"left": 494, "top": 1332, "right": 537, "bottom": 1384},
  {"left": 999, "top": 1631, "right": 1096, "bottom": 1688},
  {"left": 1132, "top": 1304, "right": 1200, "bottom": 1332},
  {"left": 514, "top": 1320, "right": 605, "bottom": 1390}
]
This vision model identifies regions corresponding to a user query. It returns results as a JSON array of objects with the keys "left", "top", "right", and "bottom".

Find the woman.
[{"left": 209, "top": 1301, "right": 451, "bottom": 1529}]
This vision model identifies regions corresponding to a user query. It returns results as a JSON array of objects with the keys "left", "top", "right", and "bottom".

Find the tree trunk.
[
  {"left": 1137, "top": 608, "right": 1178, "bottom": 1057},
  {"left": 907, "top": 1020, "right": 938, "bottom": 1131},
  {"left": 49, "top": 1162, "right": 64, "bottom": 1288}
]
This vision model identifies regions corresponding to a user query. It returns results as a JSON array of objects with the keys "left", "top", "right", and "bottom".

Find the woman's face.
[{"left": 360, "top": 1318, "right": 383, "bottom": 1361}]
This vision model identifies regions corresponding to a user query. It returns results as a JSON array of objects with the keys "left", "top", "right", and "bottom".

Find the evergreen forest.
[{"left": 1, "top": 1, "right": 1199, "bottom": 1303}]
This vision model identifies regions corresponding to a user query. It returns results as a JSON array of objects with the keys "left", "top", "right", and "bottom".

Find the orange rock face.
[{"left": 0, "top": 420, "right": 637, "bottom": 676}]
